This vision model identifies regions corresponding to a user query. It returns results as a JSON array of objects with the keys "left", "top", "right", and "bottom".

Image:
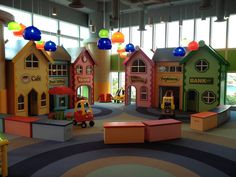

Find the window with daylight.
[
  {"left": 196, "top": 18, "right": 210, "bottom": 45},
  {"left": 195, "top": 60, "right": 209, "bottom": 72},
  {"left": 131, "top": 26, "right": 141, "bottom": 47},
  {"left": 18, "top": 95, "right": 24, "bottom": 110},
  {"left": 76, "top": 65, "right": 83, "bottom": 74},
  {"left": 59, "top": 97, "right": 66, "bottom": 107},
  {"left": 80, "top": 26, "right": 90, "bottom": 47},
  {"left": 140, "top": 86, "right": 147, "bottom": 100},
  {"left": 167, "top": 21, "right": 179, "bottom": 48},
  {"left": 202, "top": 91, "right": 216, "bottom": 104},
  {"left": 181, "top": 19, "right": 194, "bottom": 46},
  {"left": 60, "top": 21, "right": 79, "bottom": 37},
  {"left": 131, "top": 59, "right": 146, "bottom": 73},
  {"left": 143, "top": 25, "right": 153, "bottom": 50},
  {"left": 86, "top": 66, "right": 93, "bottom": 75},
  {"left": 49, "top": 64, "right": 68, "bottom": 76},
  {"left": 155, "top": 23, "right": 166, "bottom": 48},
  {"left": 211, "top": 17, "right": 227, "bottom": 49},
  {"left": 121, "top": 27, "right": 130, "bottom": 44},
  {"left": 41, "top": 93, "right": 46, "bottom": 107},
  {"left": 228, "top": 14, "right": 236, "bottom": 48},
  {"left": 34, "top": 15, "right": 58, "bottom": 33},
  {"left": 25, "top": 54, "right": 38, "bottom": 68}
]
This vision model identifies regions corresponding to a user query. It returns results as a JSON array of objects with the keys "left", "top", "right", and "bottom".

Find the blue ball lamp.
[
  {"left": 125, "top": 43, "right": 135, "bottom": 52},
  {"left": 97, "top": 38, "right": 112, "bottom": 50},
  {"left": 23, "top": 26, "right": 41, "bottom": 41},
  {"left": 44, "top": 40, "right": 57, "bottom": 52},
  {"left": 173, "top": 47, "right": 186, "bottom": 57}
]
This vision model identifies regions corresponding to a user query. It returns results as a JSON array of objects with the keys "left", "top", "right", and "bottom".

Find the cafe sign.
[
  {"left": 189, "top": 77, "right": 214, "bottom": 84},
  {"left": 77, "top": 77, "right": 90, "bottom": 83},
  {"left": 21, "top": 74, "right": 41, "bottom": 83},
  {"left": 49, "top": 78, "right": 65, "bottom": 86},
  {"left": 161, "top": 76, "right": 179, "bottom": 83}
]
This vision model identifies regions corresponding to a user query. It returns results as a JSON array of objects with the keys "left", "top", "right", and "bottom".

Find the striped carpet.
[{"left": 3, "top": 103, "right": 236, "bottom": 177}]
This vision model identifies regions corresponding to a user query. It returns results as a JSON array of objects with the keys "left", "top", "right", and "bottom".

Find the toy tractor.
[
  {"left": 73, "top": 100, "right": 94, "bottom": 128},
  {"left": 161, "top": 90, "right": 175, "bottom": 117}
]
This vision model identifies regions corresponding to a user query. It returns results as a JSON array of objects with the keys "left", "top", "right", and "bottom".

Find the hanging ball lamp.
[
  {"left": 111, "top": 31, "right": 125, "bottom": 43},
  {"left": 125, "top": 43, "right": 135, "bottom": 52},
  {"left": 98, "top": 28, "right": 109, "bottom": 38},
  {"left": 119, "top": 52, "right": 127, "bottom": 59},
  {"left": 8, "top": 21, "right": 21, "bottom": 31},
  {"left": 36, "top": 40, "right": 45, "bottom": 50},
  {"left": 23, "top": 26, "right": 41, "bottom": 41},
  {"left": 188, "top": 41, "right": 199, "bottom": 51},
  {"left": 97, "top": 38, "right": 112, "bottom": 50},
  {"left": 117, "top": 44, "right": 125, "bottom": 53},
  {"left": 173, "top": 47, "right": 186, "bottom": 57},
  {"left": 44, "top": 40, "right": 57, "bottom": 52},
  {"left": 13, "top": 23, "right": 26, "bottom": 37}
]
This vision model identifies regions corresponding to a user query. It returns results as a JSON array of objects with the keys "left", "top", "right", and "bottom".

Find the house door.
[
  {"left": 127, "top": 86, "right": 136, "bottom": 105},
  {"left": 28, "top": 89, "right": 38, "bottom": 116},
  {"left": 77, "top": 85, "right": 91, "bottom": 103},
  {"left": 187, "top": 90, "right": 199, "bottom": 112}
]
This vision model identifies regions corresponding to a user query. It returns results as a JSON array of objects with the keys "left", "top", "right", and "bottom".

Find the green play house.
[{"left": 180, "top": 41, "right": 230, "bottom": 112}]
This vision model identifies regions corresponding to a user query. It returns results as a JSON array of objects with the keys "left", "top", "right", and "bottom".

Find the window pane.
[
  {"left": 211, "top": 17, "right": 227, "bottom": 49},
  {"left": 121, "top": 27, "right": 130, "bottom": 44},
  {"left": 228, "top": 14, "right": 236, "bottom": 48},
  {"left": 60, "top": 21, "right": 79, "bottom": 37},
  {"left": 167, "top": 21, "right": 179, "bottom": 48},
  {"left": 80, "top": 26, "right": 89, "bottom": 40},
  {"left": 143, "top": 25, "right": 153, "bottom": 50},
  {"left": 61, "top": 37, "right": 79, "bottom": 48},
  {"left": 131, "top": 26, "right": 140, "bottom": 47},
  {"left": 155, "top": 23, "right": 166, "bottom": 48},
  {"left": 196, "top": 18, "right": 210, "bottom": 45},
  {"left": 41, "top": 33, "right": 58, "bottom": 45},
  {"left": 34, "top": 15, "right": 58, "bottom": 33},
  {"left": 226, "top": 73, "right": 236, "bottom": 105},
  {"left": 181, "top": 19, "right": 194, "bottom": 46}
]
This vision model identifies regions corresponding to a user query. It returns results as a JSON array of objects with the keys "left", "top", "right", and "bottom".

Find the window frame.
[
  {"left": 195, "top": 59, "right": 209, "bottom": 73},
  {"left": 202, "top": 90, "right": 216, "bottom": 104},
  {"left": 41, "top": 93, "right": 47, "bottom": 107},
  {"left": 25, "top": 54, "right": 39, "bottom": 69},
  {"left": 86, "top": 65, "right": 93, "bottom": 75},
  {"left": 76, "top": 65, "right": 83, "bottom": 75},
  {"left": 18, "top": 95, "right": 24, "bottom": 111},
  {"left": 140, "top": 86, "right": 148, "bottom": 100},
  {"left": 131, "top": 59, "right": 147, "bottom": 73}
]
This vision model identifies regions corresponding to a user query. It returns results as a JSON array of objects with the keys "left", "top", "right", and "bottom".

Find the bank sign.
[{"left": 189, "top": 77, "right": 214, "bottom": 84}]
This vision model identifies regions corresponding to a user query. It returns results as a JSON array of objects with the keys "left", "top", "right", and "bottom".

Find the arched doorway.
[
  {"left": 187, "top": 90, "right": 199, "bottom": 112},
  {"left": 127, "top": 86, "right": 137, "bottom": 105},
  {"left": 77, "top": 85, "right": 91, "bottom": 103},
  {"left": 28, "top": 89, "right": 38, "bottom": 116}
]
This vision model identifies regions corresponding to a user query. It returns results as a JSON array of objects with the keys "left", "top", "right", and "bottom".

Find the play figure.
[{"left": 161, "top": 90, "right": 175, "bottom": 117}]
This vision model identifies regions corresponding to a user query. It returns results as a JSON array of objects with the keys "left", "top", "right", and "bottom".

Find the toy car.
[
  {"left": 113, "top": 88, "right": 125, "bottom": 103},
  {"left": 73, "top": 99, "right": 94, "bottom": 128},
  {"left": 161, "top": 90, "right": 175, "bottom": 117}
]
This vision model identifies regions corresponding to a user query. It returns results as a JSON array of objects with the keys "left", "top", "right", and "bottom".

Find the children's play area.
[{"left": 1, "top": 0, "right": 236, "bottom": 177}]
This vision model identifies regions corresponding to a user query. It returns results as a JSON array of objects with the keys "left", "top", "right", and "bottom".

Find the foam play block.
[
  {"left": 210, "top": 105, "right": 231, "bottom": 126},
  {"left": 191, "top": 112, "right": 217, "bottom": 131},
  {"left": 5, "top": 116, "right": 39, "bottom": 137},
  {"left": 142, "top": 119, "right": 182, "bottom": 142},
  {"left": 103, "top": 122, "right": 145, "bottom": 144}
]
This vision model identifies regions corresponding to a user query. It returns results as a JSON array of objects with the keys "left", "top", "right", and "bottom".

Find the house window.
[
  {"left": 41, "top": 93, "right": 46, "bottom": 107},
  {"left": 25, "top": 54, "right": 38, "bottom": 68},
  {"left": 59, "top": 97, "right": 66, "bottom": 107},
  {"left": 49, "top": 64, "right": 68, "bottom": 76},
  {"left": 195, "top": 60, "right": 209, "bottom": 72},
  {"left": 131, "top": 59, "right": 146, "bottom": 73},
  {"left": 140, "top": 86, "right": 147, "bottom": 100},
  {"left": 86, "top": 65, "right": 93, "bottom": 74},
  {"left": 76, "top": 65, "right": 83, "bottom": 74},
  {"left": 18, "top": 95, "right": 24, "bottom": 110},
  {"left": 202, "top": 91, "right": 216, "bottom": 104}
]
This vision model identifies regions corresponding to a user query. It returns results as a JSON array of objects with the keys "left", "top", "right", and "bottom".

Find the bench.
[
  {"left": 32, "top": 119, "right": 73, "bottom": 142},
  {"left": 103, "top": 122, "right": 145, "bottom": 144},
  {"left": 191, "top": 112, "right": 217, "bottom": 131},
  {"left": 142, "top": 119, "right": 182, "bottom": 142},
  {"left": 209, "top": 105, "right": 231, "bottom": 126},
  {"left": 4, "top": 116, "right": 39, "bottom": 137}
]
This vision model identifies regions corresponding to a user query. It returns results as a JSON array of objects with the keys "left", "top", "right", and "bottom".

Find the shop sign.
[
  {"left": 77, "top": 77, "right": 90, "bottom": 83},
  {"left": 161, "top": 76, "right": 179, "bottom": 83},
  {"left": 21, "top": 74, "right": 41, "bottom": 83},
  {"left": 49, "top": 78, "right": 65, "bottom": 86},
  {"left": 131, "top": 76, "right": 147, "bottom": 83},
  {"left": 189, "top": 77, "right": 214, "bottom": 84}
]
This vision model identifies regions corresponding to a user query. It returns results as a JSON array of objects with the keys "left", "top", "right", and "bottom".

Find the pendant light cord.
[
  {"left": 103, "top": 0, "right": 105, "bottom": 28},
  {"left": 31, "top": 0, "right": 34, "bottom": 25}
]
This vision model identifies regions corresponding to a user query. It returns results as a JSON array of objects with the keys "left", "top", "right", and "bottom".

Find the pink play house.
[
  {"left": 124, "top": 48, "right": 154, "bottom": 107},
  {"left": 71, "top": 48, "right": 96, "bottom": 106}
]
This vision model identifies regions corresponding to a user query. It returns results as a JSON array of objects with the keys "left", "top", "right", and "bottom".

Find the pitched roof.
[
  {"left": 123, "top": 48, "right": 154, "bottom": 66},
  {"left": 46, "top": 46, "right": 71, "bottom": 62},
  {"left": 152, "top": 48, "right": 186, "bottom": 62},
  {"left": 5, "top": 40, "right": 54, "bottom": 63},
  {"left": 73, "top": 47, "right": 96, "bottom": 65},
  {"left": 180, "top": 44, "right": 230, "bottom": 65}
]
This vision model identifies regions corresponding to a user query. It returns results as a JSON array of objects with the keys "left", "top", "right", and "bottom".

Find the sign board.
[
  {"left": 130, "top": 76, "right": 147, "bottom": 83},
  {"left": 21, "top": 74, "right": 41, "bottom": 83},
  {"left": 49, "top": 78, "right": 65, "bottom": 86},
  {"left": 160, "top": 76, "right": 179, "bottom": 83},
  {"left": 189, "top": 77, "right": 214, "bottom": 84},
  {"left": 77, "top": 77, "right": 90, "bottom": 83}
]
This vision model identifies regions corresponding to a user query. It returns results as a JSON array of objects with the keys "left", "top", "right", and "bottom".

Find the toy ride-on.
[
  {"left": 161, "top": 90, "right": 175, "bottom": 117},
  {"left": 73, "top": 100, "right": 94, "bottom": 128},
  {"left": 113, "top": 88, "right": 125, "bottom": 103}
]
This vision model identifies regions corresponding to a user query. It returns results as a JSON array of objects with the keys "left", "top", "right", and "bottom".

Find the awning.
[{"left": 48, "top": 86, "right": 74, "bottom": 95}]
